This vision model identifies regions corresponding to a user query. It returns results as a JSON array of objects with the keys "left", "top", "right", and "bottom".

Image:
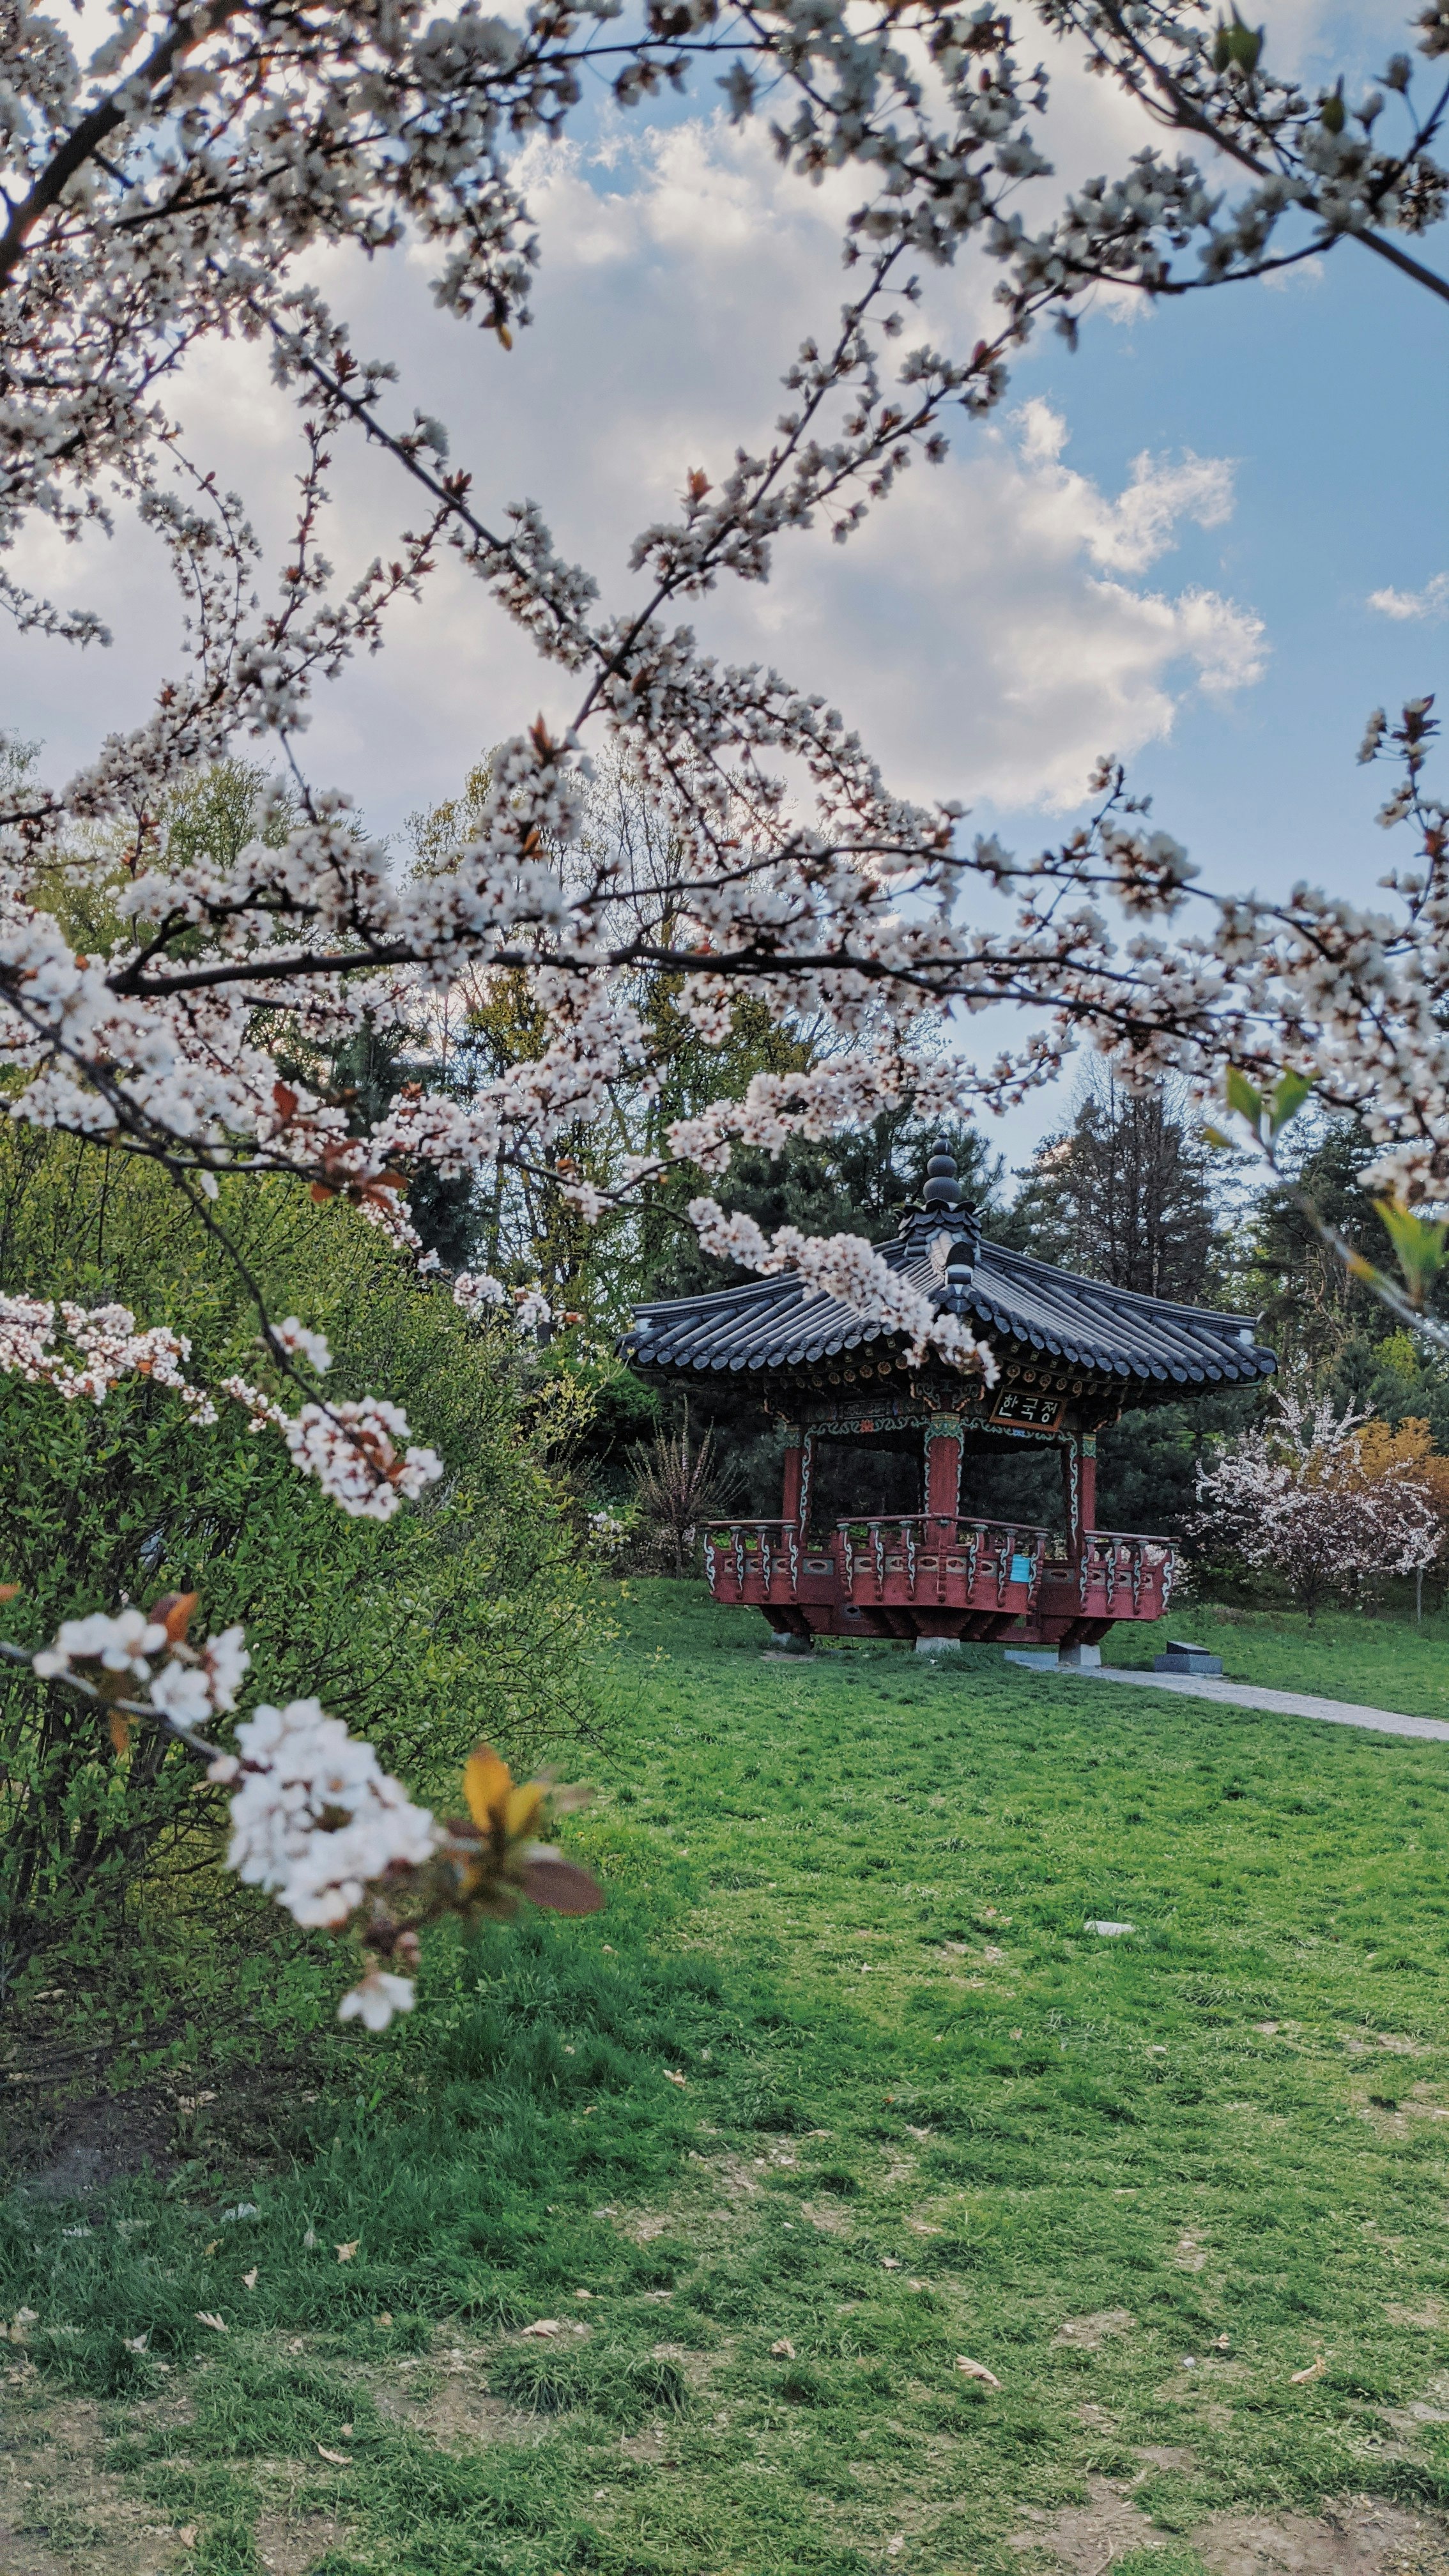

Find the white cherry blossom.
[
  {"left": 220, "top": 1699, "right": 438, "bottom": 1929},
  {"left": 337, "top": 1972, "right": 418, "bottom": 2030}
]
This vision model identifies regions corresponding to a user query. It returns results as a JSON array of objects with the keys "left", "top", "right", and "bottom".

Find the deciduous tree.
[{"left": 1193, "top": 1388, "right": 1441, "bottom": 1620}]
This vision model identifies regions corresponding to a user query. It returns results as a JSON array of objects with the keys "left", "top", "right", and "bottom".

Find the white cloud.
[
  {"left": 739, "top": 397, "right": 1264, "bottom": 809},
  {"left": 0, "top": 111, "right": 1264, "bottom": 831},
  {"left": 1367, "top": 572, "right": 1449, "bottom": 623}
]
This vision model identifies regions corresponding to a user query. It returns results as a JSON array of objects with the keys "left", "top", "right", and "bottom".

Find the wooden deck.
[{"left": 703, "top": 1514, "right": 1176, "bottom": 1645}]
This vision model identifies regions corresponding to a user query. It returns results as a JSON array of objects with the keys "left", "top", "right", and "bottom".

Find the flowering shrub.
[
  {"left": 1193, "top": 1387, "right": 1441, "bottom": 1618},
  {"left": 0, "top": 1146, "right": 598, "bottom": 1988},
  {"left": 584, "top": 1509, "right": 632, "bottom": 1567}
]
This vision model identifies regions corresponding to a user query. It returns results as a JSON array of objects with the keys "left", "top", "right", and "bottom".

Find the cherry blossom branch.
[
  {"left": 1, "top": 1600, "right": 602, "bottom": 2028},
  {"left": 0, "top": 1635, "right": 227, "bottom": 1765},
  {"left": 1, "top": 1, "right": 1446, "bottom": 1518}
]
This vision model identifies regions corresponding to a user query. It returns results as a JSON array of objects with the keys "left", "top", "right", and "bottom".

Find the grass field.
[{"left": 5, "top": 1582, "right": 1449, "bottom": 2576}]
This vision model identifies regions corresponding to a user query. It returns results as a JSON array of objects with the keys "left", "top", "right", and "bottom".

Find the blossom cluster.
[
  {"left": 11, "top": 1598, "right": 602, "bottom": 2032},
  {"left": 0, "top": 1298, "right": 215, "bottom": 1420},
  {"left": 217, "top": 1376, "right": 444, "bottom": 1520},
  {"left": 689, "top": 1197, "right": 999, "bottom": 1377},
  {"left": 0, "top": 1288, "right": 443, "bottom": 1522},
  {"left": 211, "top": 1699, "right": 439, "bottom": 1933},
  {"left": 452, "top": 1273, "right": 553, "bottom": 1334},
  {"left": 31, "top": 1605, "right": 251, "bottom": 1738},
  {"left": 1195, "top": 1387, "right": 1442, "bottom": 1614}
]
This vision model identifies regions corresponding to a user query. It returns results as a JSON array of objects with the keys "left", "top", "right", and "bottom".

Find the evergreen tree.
[
  {"left": 1008, "top": 1062, "right": 1221, "bottom": 1301},
  {"left": 641, "top": 1112, "right": 1009, "bottom": 1303},
  {"left": 1009, "top": 1069, "right": 1250, "bottom": 1540},
  {"left": 1248, "top": 1112, "right": 1449, "bottom": 1377}
]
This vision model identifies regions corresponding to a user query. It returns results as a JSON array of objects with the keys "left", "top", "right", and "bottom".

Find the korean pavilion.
[{"left": 622, "top": 1141, "right": 1276, "bottom": 1657}]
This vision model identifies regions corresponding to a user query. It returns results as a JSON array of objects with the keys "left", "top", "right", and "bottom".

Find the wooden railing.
[
  {"left": 832, "top": 1514, "right": 1050, "bottom": 1609},
  {"left": 702, "top": 1514, "right": 1175, "bottom": 1621},
  {"left": 1074, "top": 1530, "right": 1177, "bottom": 1614}
]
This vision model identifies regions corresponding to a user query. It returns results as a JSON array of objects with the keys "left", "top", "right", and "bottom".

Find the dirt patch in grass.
[
  {"left": 369, "top": 2355, "right": 549, "bottom": 2446},
  {"left": 1013, "top": 2488, "right": 1449, "bottom": 2576},
  {"left": 1011, "top": 2474, "right": 1170, "bottom": 2570},
  {"left": 801, "top": 2197, "right": 854, "bottom": 2234},
  {"left": 254, "top": 2508, "right": 355, "bottom": 2574},
  {"left": 0, "top": 2389, "right": 176, "bottom": 2574},
  {"left": 1055, "top": 2310, "right": 1136, "bottom": 2349},
  {"left": 1194, "top": 2501, "right": 1449, "bottom": 2576}
]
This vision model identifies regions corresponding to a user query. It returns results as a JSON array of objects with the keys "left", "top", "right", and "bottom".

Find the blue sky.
[
  {"left": 958, "top": 204, "right": 1448, "bottom": 1163},
  {"left": 992, "top": 227, "right": 1448, "bottom": 898}
]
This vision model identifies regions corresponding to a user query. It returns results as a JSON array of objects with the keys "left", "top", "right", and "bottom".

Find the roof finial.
[{"left": 921, "top": 1134, "right": 962, "bottom": 1209}]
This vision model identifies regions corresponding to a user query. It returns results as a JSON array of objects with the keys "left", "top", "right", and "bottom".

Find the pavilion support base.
[
  {"left": 763, "top": 1608, "right": 815, "bottom": 1643},
  {"left": 751, "top": 1602, "right": 1124, "bottom": 1650}
]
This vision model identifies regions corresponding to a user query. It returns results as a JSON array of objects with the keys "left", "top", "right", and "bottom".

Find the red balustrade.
[{"left": 702, "top": 1514, "right": 1175, "bottom": 1645}]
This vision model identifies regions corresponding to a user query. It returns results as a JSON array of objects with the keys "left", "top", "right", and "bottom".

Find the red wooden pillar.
[
  {"left": 924, "top": 1425, "right": 960, "bottom": 1524},
  {"left": 1079, "top": 1434, "right": 1098, "bottom": 1537},
  {"left": 781, "top": 1428, "right": 804, "bottom": 1526}
]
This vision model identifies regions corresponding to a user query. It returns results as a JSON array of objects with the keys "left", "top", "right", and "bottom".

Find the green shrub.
[{"left": 0, "top": 1137, "right": 600, "bottom": 1984}]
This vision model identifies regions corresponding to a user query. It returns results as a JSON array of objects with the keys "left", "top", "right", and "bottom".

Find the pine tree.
[
  {"left": 1009, "top": 1069, "right": 1247, "bottom": 1540},
  {"left": 1008, "top": 1063, "right": 1220, "bottom": 1301}
]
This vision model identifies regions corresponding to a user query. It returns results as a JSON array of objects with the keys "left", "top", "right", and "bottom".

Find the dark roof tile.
[{"left": 625, "top": 1202, "right": 1275, "bottom": 1392}]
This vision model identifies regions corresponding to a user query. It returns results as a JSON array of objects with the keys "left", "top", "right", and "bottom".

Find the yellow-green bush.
[{"left": 0, "top": 1138, "right": 601, "bottom": 1981}]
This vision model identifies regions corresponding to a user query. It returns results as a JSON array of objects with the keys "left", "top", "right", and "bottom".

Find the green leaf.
[
  {"left": 1374, "top": 1199, "right": 1448, "bottom": 1307},
  {"left": 1225, "top": 1068, "right": 1263, "bottom": 1130},
  {"left": 1229, "top": 16, "right": 1264, "bottom": 71},
  {"left": 1202, "top": 1124, "right": 1234, "bottom": 1151},
  {"left": 1268, "top": 1071, "right": 1313, "bottom": 1135}
]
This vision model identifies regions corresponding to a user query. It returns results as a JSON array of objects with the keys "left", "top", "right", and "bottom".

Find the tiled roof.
[{"left": 624, "top": 1147, "right": 1276, "bottom": 1394}]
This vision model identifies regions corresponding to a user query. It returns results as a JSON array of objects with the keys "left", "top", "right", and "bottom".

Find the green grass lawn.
[{"left": 5, "top": 1582, "right": 1449, "bottom": 2576}]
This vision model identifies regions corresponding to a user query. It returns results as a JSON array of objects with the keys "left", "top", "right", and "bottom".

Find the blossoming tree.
[
  {"left": 1193, "top": 1388, "right": 1442, "bottom": 1619},
  {"left": 2, "top": 0, "right": 1447, "bottom": 2009}
]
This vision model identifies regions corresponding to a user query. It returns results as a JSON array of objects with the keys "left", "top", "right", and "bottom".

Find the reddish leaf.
[
  {"left": 520, "top": 1856, "right": 604, "bottom": 1917},
  {"left": 151, "top": 1590, "right": 199, "bottom": 1645},
  {"left": 109, "top": 1711, "right": 132, "bottom": 1757}
]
